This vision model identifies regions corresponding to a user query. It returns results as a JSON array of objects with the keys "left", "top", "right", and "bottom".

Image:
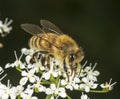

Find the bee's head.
[{"left": 66, "top": 47, "right": 84, "bottom": 66}]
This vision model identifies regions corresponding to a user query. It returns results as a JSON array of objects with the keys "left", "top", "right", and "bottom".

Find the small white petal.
[
  {"left": 73, "top": 84, "right": 79, "bottom": 89},
  {"left": 59, "top": 92, "right": 67, "bottom": 98},
  {"left": 100, "top": 84, "right": 105, "bottom": 88},
  {"left": 43, "top": 72, "right": 50, "bottom": 80},
  {"left": 52, "top": 71, "right": 58, "bottom": 77},
  {"left": 20, "top": 77, "right": 28, "bottom": 85},
  {"left": 84, "top": 67, "right": 91, "bottom": 72},
  {"left": 91, "top": 83, "right": 98, "bottom": 89},
  {"left": 27, "top": 64, "right": 34, "bottom": 69},
  {"left": 0, "top": 66, "right": 3, "bottom": 72},
  {"left": 40, "top": 66, "right": 45, "bottom": 71},
  {"left": 45, "top": 88, "right": 53, "bottom": 95},
  {"left": 20, "top": 63, "right": 25, "bottom": 69},
  {"left": 61, "top": 80, "right": 67, "bottom": 86},
  {"left": 21, "top": 71, "right": 27, "bottom": 76},
  {"left": 85, "top": 86, "right": 90, "bottom": 93},
  {"left": 66, "top": 84, "right": 73, "bottom": 91},
  {"left": 79, "top": 84, "right": 85, "bottom": 89},
  {"left": 59, "top": 87, "right": 65, "bottom": 92},
  {"left": 5, "top": 63, "right": 12, "bottom": 68},
  {"left": 81, "top": 93, "right": 88, "bottom": 99},
  {"left": 2, "top": 94, "right": 9, "bottom": 99},
  {"left": 21, "top": 48, "right": 29, "bottom": 55},
  {"left": 38, "top": 85, "right": 46, "bottom": 92},
  {"left": 50, "top": 84, "right": 56, "bottom": 90},
  {"left": 82, "top": 77, "right": 88, "bottom": 83},
  {"left": 74, "top": 77, "right": 80, "bottom": 83},
  {"left": 25, "top": 55, "right": 31, "bottom": 64},
  {"left": 31, "top": 96, "right": 38, "bottom": 99},
  {"left": 29, "top": 77, "right": 35, "bottom": 83},
  {"left": 93, "top": 70, "right": 100, "bottom": 76},
  {"left": 50, "top": 96, "right": 54, "bottom": 99}
]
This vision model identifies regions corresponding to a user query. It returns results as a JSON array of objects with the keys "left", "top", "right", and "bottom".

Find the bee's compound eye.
[{"left": 69, "top": 54, "right": 76, "bottom": 62}]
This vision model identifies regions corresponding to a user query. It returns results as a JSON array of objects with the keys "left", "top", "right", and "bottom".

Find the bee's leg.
[
  {"left": 46, "top": 54, "right": 50, "bottom": 69},
  {"left": 63, "top": 59, "right": 70, "bottom": 82},
  {"left": 30, "top": 50, "right": 48, "bottom": 65},
  {"left": 70, "top": 65, "right": 73, "bottom": 76},
  {"left": 40, "top": 55, "right": 46, "bottom": 66},
  {"left": 74, "top": 63, "right": 78, "bottom": 74},
  {"left": 38, "top": 51, "right": 50, "bottom": 67},
  {"left": 30, "top": 51, "right": 40, "bottom": 64}
]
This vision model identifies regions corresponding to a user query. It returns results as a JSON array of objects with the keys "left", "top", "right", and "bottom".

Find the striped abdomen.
[{"left": 29, "top": 33, "right": 58, "bottom": 51}]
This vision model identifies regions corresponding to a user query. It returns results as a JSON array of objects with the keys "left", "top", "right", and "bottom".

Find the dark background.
[{"left": 0, "top": 0, "right": 120, "bottom": 99}]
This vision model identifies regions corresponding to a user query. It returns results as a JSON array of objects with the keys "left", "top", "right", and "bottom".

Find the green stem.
[
  {"left": 90, "top": 89, "right": 110, "bottom": 93},
  {"left": 67, "top": 95, "right": 72, "bottom": 99},
  {"left": 45, "top": 95, "right": 52, "bottom": 99},
  {"left": 76, "top": 88, "right": 110, "bottom": 93}
]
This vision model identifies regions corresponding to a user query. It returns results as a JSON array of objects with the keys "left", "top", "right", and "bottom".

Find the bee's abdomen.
[
  {"left": 29, "top": 35, "right": 44, "bottom": 50},
  {"left": 29, "top": 34, "right": 57, "bottom": 51}
]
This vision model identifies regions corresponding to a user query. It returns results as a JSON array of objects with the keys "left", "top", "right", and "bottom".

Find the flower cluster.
[
  {"left": 0, "top": 18, "right": 13, "bottom": 37},
  {"left": 1, "top": 48, "right": 116, "bottom": 99},
  {"left": 0, "top": 18, "right": 13, "bottom": 48}
]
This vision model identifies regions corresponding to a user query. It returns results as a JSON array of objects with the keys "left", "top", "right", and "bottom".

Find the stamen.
[
  {"left": 92, "top": 63, "right": 97, "bottom": 71},
  {"left": 14, "top": 51, "right": 18, "bottom": 60},
  {"left": 0, "top": 74, "right": 7, "bottom": 81}
]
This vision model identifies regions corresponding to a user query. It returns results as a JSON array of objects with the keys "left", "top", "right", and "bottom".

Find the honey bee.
[{"left": 21, "top": 20, "right": 84, "bottom": 76}]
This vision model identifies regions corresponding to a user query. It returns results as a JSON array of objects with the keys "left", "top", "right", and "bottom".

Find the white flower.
[
  {"left": 45, "top": 87, "right": 53, "bottom": 95},
  {"left": 0, "top": 80, "right": 17, "bottom": 99},
  {"left": 65, "top": 76, "right": 80, "bottom": 91},
  {"left": 80, "top": 77, "right": 98, "bottom": 92},
  {"left": 61, "top": 79, "right": 67, "bottom": 86},
  {"left": 16, "top": 85, "right": 24, "bottom": 96},
  {"left": 21, "top": 85, "right": 38, "bottom": 99},
  {"left": 21, "top": 48, "right": 30, "bottom": 55},
  {"left": 42, "top": 72, "right": 51, "bottom": 80},
  {"left": 81, "top": 92, "right": 89, "bottom": 99},
  {"left": 20, "top": 77, "right": 28, "bottom": 86},
  {"left": 21, "top": 48, "right": 34, "bottom": 56},
  {"left": 0, "top": 18, "right": 13, "bottom": 36},
  {"left": 31, "top": 62, "right": 44, "bottom": 73},
  {"left": 20, "top": 69, "right": 36, "bottom": 85},
  {"left": 45, "top": 83, "right": 67, "bottom": 98},
  {"left": 5, "top": 51, "right": 25, "bottom": 69},
  {"left": 100, "top": 78, "right": 117, "bottom": 91},
  {"left": 42, "top": 70, "right": 61, "bottom": 80},
  {"left": 45, "top": 80, "right": 67, "bottom": 98},
  {"left": 33, "top": 76, "right": 46, "bottom": 92},
  {"left": 83, "top": 63, "right": 100, "bottom": 82}
]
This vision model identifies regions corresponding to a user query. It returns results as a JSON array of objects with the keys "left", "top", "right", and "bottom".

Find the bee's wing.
[
  {"left": 21, "top": 24, "right": 44, "bottom": 35},
  {"left": 40, "top": 20, "right": 63, "bottom": 35}
]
